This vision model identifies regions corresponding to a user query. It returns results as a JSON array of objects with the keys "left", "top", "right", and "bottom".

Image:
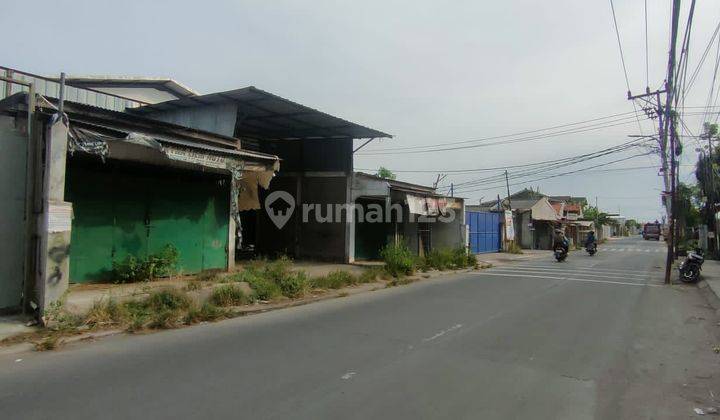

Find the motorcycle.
[
  {"left": 554, "top": 246, "right": 568, "bottom": 262},
  {"left": 679, "top": 248, "right": 704, "bottom": 283},
  {"left": 586, "top": 242, "right": 597, "bottom": 256}
]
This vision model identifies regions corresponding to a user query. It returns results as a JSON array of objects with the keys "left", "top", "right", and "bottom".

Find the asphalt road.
[{"left": 2, "top": 236, "right": 719, "bottom": 419}]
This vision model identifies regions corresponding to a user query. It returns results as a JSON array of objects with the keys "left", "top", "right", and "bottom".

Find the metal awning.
[{"left": 129, "top": 86, "right": 392, "bottom": 141}]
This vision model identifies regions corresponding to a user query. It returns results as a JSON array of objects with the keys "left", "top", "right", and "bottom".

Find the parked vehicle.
[
  {"left": 586, "top": 242, "right": 597, "bottom": 256},
  {"left": 642, "top": 223, "right": 661, "bottom": 241},
  {"left": 679, "top": 248, "right": 704, "bottom": 283},
  {"left": 554, "top": 246, "right": 568, "bottom": 262}
]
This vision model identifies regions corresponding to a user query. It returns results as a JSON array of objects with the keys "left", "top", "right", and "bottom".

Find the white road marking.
[
  {"left": 478, "top": 272, "right": 662, "bottom": 287},
  {"left": 500, "top": 265, "right": 652, "bottom": 278},
  {"left": 341, "top": 371, "right": 356, "bottom": 380},
  {"left": 508, "top": 265, "right": 654, "bottom": 277},
  {"left": 14, "top": 359, "right": 22, "bottom": 363},
  {"left": 487, "top": 268, "right": 650, "bottom": 282},
  {"left": 423, "top": 324, "right": 463, "bottom": 342}
]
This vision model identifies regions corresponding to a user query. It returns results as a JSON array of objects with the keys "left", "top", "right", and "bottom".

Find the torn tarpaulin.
[{"left": 68, "top": 127, "right": 110, "bottom": 158}]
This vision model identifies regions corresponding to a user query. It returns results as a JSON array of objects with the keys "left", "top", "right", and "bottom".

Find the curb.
[
  {"left": 698, "top": 279, "right": 720, "bottom": 317},
  {"left": 0, "top": 267, "right": 486, "bottom": 355}
]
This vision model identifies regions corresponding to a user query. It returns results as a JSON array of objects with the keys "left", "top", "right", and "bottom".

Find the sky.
[{"left": 4, "top": 0, "right": 720, "bottom": 222}]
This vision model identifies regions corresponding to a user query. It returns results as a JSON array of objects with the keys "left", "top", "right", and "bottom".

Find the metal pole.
[{"left": 58, "top": 72, "right": 66, "bottom": 116}]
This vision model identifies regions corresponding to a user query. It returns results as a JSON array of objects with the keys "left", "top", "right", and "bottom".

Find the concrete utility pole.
[
  {"left": 626, "top": 0, "right": 681, "bottom": 285},
  {"left": 504, "top": 170, "right": 512, "bottom": 211},
  {"left": 662, "top": 0, "right": 681, "bottom": 285}
]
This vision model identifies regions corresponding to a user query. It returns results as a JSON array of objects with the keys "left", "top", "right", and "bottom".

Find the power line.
[
  {"left": 359, "top": 110, "right": 646, "bottom": 154},
  {"left": 644, "top": 0, "right": 650, "bottom": 88},
  {"left": 453, "top": 151, "right": 652, "bottom": 192},
  {"left": 358, "top": 116, "right": 649, "bottom": 155},
  {"left": 685, "top": 20, "right": 720, "bottom": 95},
  {"left": 442, "top": 139, "right": 650, "bottom": 189},
  {"left": 454, "top": 153, "right": 653, "bottom": 194},
  {"left": 357, "top": 138, "right": 650, "bottom": 175},
  {"left": 608, "top": 0, "right": 645, "bottom": 135}
]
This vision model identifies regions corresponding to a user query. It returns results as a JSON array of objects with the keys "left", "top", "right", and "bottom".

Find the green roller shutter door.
[
  {"left": 67, "top": 161, "right": 229, "bottom": 283},
  {"left": 66, "top": 164, "right": 116, "bottom": 282}
]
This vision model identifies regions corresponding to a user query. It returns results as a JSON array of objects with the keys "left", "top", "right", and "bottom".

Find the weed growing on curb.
[{"left": 211, "top": 284, "right": 252, "bottom": 307}]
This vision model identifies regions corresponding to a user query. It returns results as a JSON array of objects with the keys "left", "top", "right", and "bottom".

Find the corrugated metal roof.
[
  {"left": 20, "top": 93, "right": 279, "bottom": 163},
  {"left": 65, "top": 76, "right": 197, "bottom": 98},
  {"left": 130, "top": 86, "right": 392, "bottom": 141}
]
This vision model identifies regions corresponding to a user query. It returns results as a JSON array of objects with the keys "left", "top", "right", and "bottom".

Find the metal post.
[{"left": 58, "top": 72, "right": 66, "bottom": 116}]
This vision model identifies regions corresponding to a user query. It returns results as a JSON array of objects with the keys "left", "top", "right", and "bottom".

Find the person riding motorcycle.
[
  {"left": 585, "top": 231, "right": 597, "bottom": 249},
  {"left": 553, "top": 229, "right": 569, "bottom": 254}
]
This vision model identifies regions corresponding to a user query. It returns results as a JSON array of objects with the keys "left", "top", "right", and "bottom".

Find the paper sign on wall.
[
  {"left": 504, "top": 210, "right": 515, "bottom": 241},
  {"left": 47, "top": 203, "right": 73, "bottom": 233}
]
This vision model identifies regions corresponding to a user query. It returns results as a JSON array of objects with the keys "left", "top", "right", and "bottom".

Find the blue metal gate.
[{"left": 467, "top": 211, "right": 501, "bottom": 254}]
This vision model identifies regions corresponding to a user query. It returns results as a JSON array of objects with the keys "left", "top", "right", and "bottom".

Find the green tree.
[
  {"left": 676, "top": 182, "right": 701, "bottom": 241},
  {"left": 376, "top": 167, "right": 397, "bottom": 180},
  {"left": 695, "top": 122, "right": 720, "bottom": 238},
  {"left": 582, "top": 206, "right": 613, "bottom": 226}
]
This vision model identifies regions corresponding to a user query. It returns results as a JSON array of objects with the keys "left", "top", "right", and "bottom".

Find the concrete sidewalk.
[
  {"left": 474, "top": 250, "right": 548, "bottom": 267},
  {"left": 699, "top": 260, "right": 720, "bottom": 314},
  {"left": 64, "top": 262, "right": 373, "bottom": 315}
]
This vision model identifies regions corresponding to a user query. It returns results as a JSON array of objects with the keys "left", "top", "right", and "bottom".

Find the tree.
[
  {"left": 582, "top": 206, "right": 613, "bottom": 226},
  {"left": 675, "top": 182, "right": 701, "bottom": 241},
  {"left": 695, "top": 122, "right": 720, "bottom": 251},
  {"left": 376, "top": 167, "right": 397, "bottom": 180}
]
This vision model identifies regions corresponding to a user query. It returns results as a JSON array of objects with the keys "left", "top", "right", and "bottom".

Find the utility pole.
[
  {"left": 433, "top": 173, "right": 447, "bottom": 189},
  {"left": 663, "top": 0, "right": 682, "bottom": 285},
  {"left": 626, "top": 0, "right": 680, "bottom": 284},
  {"left": 504, "top": 169, "right": 512, "bottom": 211}
]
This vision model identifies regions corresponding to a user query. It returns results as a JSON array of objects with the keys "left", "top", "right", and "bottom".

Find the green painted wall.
[{"left": 65, "top": 158, "right": 229, "bottom": 283}]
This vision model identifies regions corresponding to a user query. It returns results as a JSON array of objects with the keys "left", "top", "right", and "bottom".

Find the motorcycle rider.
[
  {"left": 553, "top": 229, "right": 569, "bottom": 254},
  {"left": 585, "top": 231, "right": 597, "bottom": 249}
]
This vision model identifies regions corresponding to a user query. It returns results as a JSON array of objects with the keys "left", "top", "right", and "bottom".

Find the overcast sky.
[{"left": 4, "top": 0, "right": 720, "bottom": 221}]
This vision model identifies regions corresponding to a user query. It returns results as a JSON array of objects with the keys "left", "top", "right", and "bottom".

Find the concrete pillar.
[
  {"left": 228, "top": 184, "right": 236, "bottom": 271},
  {"left": 37, "top": 117, "right": 72, "bottom": 319}
]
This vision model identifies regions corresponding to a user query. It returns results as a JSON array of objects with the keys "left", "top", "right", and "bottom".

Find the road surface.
[{"left": 2, "top": 236, "right": 719, "bottom": 419}]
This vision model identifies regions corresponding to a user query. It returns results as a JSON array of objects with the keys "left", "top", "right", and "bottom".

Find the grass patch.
[
  {"left": 233, "top": 270, "right": 282, "bottom": 301},
  {"left": 144, "top": 288, "right": 192, "bottom": 329},
  {"left": 211, "top": 284, "right": 253, "bottom": 307},
  {"left": 184, "top": 279, "right": 204, "bottom": 291},
  {"left": 358, "top": 267, "right": 390, "bottom": 283},
  {"left": 276, "top": 271, "right": 309, "bottom": 298},
  {"left": 507, "top": 242, "right": 524, "bottom": 254},
  {"left": 35, "top": 334, "right": 60, "bottom": 351},
  {"left": 420, "top": 248, "right": 477, "bottom": 271},
  {"left": 184, "top": 302, "right": 227, "bottom": 324},
  {"left": 237, "top": 256, "right": 309, "bottom": 298},
  {"left": 311, "top": 270, "right": 357, "bottom": 289},
  {"left": 196, "top": 269, "right": 222, "bottom": 282},
  {"left": 84, "top": 298, "right": 126, "bottom": 329},
  {"left": 112, "top": 244, "right": 180, "bottom": 283},
  {"left": 381, "top": 243, "right": 416, "bottom": 277},
  {"left": 387, "top": 277, "right": 417, "bottom": 287}
]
